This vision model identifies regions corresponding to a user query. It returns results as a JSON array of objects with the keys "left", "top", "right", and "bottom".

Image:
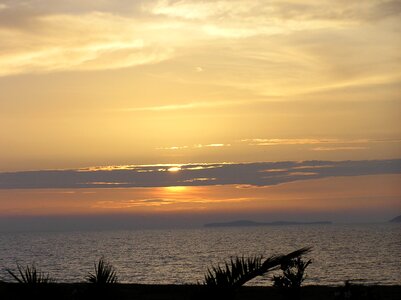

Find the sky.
[{"left": 0, "top": 0, "right": 400, "bottom": 229}]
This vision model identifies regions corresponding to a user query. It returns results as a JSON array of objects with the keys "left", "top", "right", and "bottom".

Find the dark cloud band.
[{"left": 0, "top": 159, "right": 400, "bottom": 189}]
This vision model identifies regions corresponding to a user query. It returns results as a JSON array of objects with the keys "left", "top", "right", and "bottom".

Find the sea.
[{"left": 0, "top": 223, "right": 400, "bottom": 286}]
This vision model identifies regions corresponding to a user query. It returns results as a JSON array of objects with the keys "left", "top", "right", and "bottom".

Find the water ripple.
[{"left": 0, "top": 223, "right": 400, "bottom": 285}]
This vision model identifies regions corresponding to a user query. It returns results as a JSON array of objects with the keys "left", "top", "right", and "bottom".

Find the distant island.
[
  {"left": 390, "top": 215, "right": 401, "bottom": 223},
  {"left": 204, "top": 220, "right": 332, "bottom": 228}
]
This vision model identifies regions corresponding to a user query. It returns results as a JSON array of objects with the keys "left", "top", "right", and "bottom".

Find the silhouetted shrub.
[
  {"left": 86, "top": 257, "right": 118, "bottom": 284},
  {"left": 272, "top": 257, "right": 311, "bottom": 289},
  {"left": 6, "top": 263, "right": 53, "bottom": 284}
]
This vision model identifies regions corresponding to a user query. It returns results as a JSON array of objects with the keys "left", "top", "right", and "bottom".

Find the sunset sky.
[{"left": 0, "top": 0, "right": 400, "bottom": 229}]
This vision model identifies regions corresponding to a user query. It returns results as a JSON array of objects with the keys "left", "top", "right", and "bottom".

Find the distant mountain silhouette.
[
  {"left": 389, "top": 215, "right": 401, "bottom": 223},
  {"left": 204, "top": 220, "right": 332, "bottom": 228}
]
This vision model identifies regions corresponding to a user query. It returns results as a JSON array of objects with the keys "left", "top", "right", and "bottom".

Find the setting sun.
[
  {"left": 0, "top": 1, "right": 400, "bottom": 294},
  {"left": 167, "top": 166, "right": 182, "bottom": 172},
  {"left": 164, "top": 186, "right": 187, "bottom": 193}
]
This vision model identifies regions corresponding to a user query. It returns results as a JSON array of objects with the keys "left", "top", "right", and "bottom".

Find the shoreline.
[{"left": 1, "top": 283, "right": 401, "bottom": 300}]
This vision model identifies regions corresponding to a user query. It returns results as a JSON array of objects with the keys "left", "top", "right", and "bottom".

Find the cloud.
[
  {"left": 311, "top": 146, "right": 368, "bottom": 151},
  {"left": 157, "top": 146, "right": 189, "bottom": 150},
  {"left": 1, "top": 0, "right": 398, "bottom": 81},
  {"left": 117, "top": 100, "right": 244, "bottom": 112},
  {"left": 148, "top": 0, "right": 372, "bottom": 23},
  {"left": 242, "top": 138, "right": 341, "bottom": 146},
  {"left": 0, "top": 10, "right": 174, "bottom": 76},
  {"left": 158, "top": 143, "right": 231, "bottom": 150},
  {"left": 181, "top": 177, "right": 216, "bottom": 183},
  {"left": 94, "top": 198, "right": 176, "bottom": 209},
  {"left": 140, "top": 199, "right": 169, "bottom": 203},
  {"left": 241, "top": 138, "right": 398, "bottom": 147},
  {"left": 156, "top": 138, "right": 399, "bottom": 153},
  {"left": 146, "top": 0, "right": 401, "bottom": 35},
  {"left": 0, "top": 159, "right": 399, "bottom": 189},
  {"left": 149, "top": 0, "right": 232, "bottom": 20},
  {"left": 82, "top": 181, "right": 130, "bottom": 186},
  {"left": 287, "top": 172, "right": 318, "bottom": 176},
  {"left": 364, "top": 0, "right": 401, "bottom": 20}
]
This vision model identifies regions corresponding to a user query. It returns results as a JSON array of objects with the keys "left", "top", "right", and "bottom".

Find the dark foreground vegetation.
[
  {"left": 0, "top": 283, "right": 400, "bottom": 300},
  {"left": 1, "top": 248, "right": 400, "bottom": 299}
]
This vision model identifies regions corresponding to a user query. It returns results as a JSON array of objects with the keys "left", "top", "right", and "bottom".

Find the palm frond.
[{"left": 204, "top": 247, "right": 311, "bottom": 288}]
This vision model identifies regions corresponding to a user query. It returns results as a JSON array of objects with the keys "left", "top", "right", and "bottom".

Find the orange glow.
[
  {"left": 0, "top": 175, "right": 400, "bottom": 216},
  {"left": 164, "top": 186, "right": 187, "bottom": 192}
]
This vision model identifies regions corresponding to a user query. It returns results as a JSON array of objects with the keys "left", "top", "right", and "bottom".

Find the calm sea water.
[{"left": 0, "top": 223, "right": 400, "bottom": 285}]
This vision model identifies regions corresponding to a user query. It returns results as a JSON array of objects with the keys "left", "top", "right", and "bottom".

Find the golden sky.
[
  {"left": 0, "top": 1, "right": 400, "bottom": 224},
  {"left": 1, "top": 175, "right": 400, "bottom": 222},
  {"left": 0, "top": 0, "right": 400, "bottom": 170}
]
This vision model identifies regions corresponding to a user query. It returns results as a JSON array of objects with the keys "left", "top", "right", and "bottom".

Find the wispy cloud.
[
  {"left": 1, "top": 0, "right": 398, "bottom": 84},
  {"left": 181, "top": 177, "right": 217, "bottom": 183},
  {"left": 0, "top": 11, "right": 174, "bottom": 76},
  {"left": 287, "top": 172, "right": 318, "bottom": 176},
  {"left": 157, "top": 137, "right": 400, "bottom": 154},
  {"left": 93, "top": 195, "right": 252, "bottom": 209},
  {"left": 0, "top": 159, "right": 399, "bottom": 189},
  {"left": 157, "top": 146, "right": 189, "bottom": 150},
  {"left": 94, "top": 198, "right": 176, "bottom": 209},
  {"left": 241, "top": 138, "right": 400, "bottom": 147},
  {"left": 312, "top": 146, "right": 368, "bottom": 151},
  {"left": 196, "top": 143, "right": 228, "bottom": 148},
  {"left": 117, "top": 100, "right": 245, "bottom": 112},
  {"left": 241, "top": 138, "right": 370, "bottom": 146},
  {"left": 157, "top": 143, "right": 231, "bottom": 150},
  {"left": 148, "top": 0, "right": 401, "bottom": 22}
]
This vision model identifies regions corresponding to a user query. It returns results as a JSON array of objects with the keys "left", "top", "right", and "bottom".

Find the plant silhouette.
[
  {"left": 272, "top": 257, "right": 312, "bottom": 289},
  {"left": 86, "top": 257, "right": 118, "bottom": 284},
  {"left": 272, "top": 256, "right": 311, "bottom": 300},
  {"left": 6, "top": 263, "right": 53, "bottom": 284},
  {"left": 204, "top": 247, "right": 311, "bottom": 288}
]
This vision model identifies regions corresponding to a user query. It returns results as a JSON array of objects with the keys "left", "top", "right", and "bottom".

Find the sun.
[
  {"left": 165, "top": 186, "right": 187, "bottom": 192},
  {"left": 167, "top": 166, "right": 181, "bottom": 172}
]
